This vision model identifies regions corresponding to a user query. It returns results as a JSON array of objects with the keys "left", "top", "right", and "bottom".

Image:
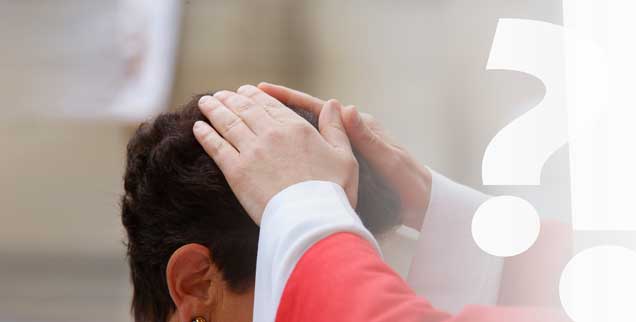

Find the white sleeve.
[
  {"left": 252, "top": 180, "right": 380, "bottom": 322},
  {"left": 406, "top": 169, "right": 503, "bottom": 313}
]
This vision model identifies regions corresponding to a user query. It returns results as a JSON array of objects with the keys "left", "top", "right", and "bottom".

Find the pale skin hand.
[
  {"left": 258, "top": 82, "right": 432, "bottom": 230},
  {"left": 192, "top": 85, "right": 358, "bottom": 225}
]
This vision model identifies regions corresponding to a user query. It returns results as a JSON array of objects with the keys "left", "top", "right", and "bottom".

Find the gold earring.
[{"left": 192, "top": 317, "right": 207, "bottom": 322}]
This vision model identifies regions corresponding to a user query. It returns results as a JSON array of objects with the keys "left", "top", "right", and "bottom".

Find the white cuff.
[
  {"left": 407, "top": 169, "right": 503, "bottom": 313},
  {"left": 253, "top": 180, "right": 379, "bottom": 322}
]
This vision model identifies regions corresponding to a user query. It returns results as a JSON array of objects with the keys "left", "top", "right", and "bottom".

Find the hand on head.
[
  {"left": 193, "top": 85, "right": 359, "bottom": 224},
  {"left": 257, "top": 82, "right": 433, "bottom": 229}
]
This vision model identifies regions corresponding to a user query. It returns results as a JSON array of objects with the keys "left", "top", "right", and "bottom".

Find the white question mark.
[
  {"left": 478, "top": 14, "right": 636, "bottom": 322},
  {"left": 472, "top": 18, "right": 567, "bottom": 258},
  {"left": 559, "top": 1, "right": 636, "bottom": 321}
]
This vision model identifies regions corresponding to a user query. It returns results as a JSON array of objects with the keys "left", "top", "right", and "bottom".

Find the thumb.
[
  {"left": 319, "top": 99, "right": 352, "bottom": 152},
  {"left": 342, "top": 105, "right": 391, "bottom": 158}
]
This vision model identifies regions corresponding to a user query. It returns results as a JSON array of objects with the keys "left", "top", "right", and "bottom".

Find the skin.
[
  {"left": 167, "top": 85, "right": 358, "bottom": 321},
  {"left": 168, "top": 82, "right": 433, "bottom": 321},
  {"left": 257, "top": 82, "right": 433, "bottom": 229},
  {"left": 166, "top": 244, "right": 254, "bottom": 322},
  {"left": 167, "top": 82, "right": 571, "bottom": 321},
  {"left": 192, "top": 85, "right": 358, "bottom": 223},
  {"left": 257, "top": 82, "right": 573, "bottom": 307}
]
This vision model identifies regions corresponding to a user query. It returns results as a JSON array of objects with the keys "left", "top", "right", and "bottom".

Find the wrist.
[{"left": 400, "top": 163, "right": 432, "bottom": 230}]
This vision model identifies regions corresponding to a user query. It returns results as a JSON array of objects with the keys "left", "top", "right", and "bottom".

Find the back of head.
[{"left": 121, "top": 92, "right": 400, "bottom": 322}]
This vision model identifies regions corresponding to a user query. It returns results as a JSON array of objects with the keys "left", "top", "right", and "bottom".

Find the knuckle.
[
  {"left": 204, "top": 136, "right": 223, "bottom": 155},
  {"left": 227, "top": 96, "right": 254, "bottom": 113},
  {"left": 223, "top": 117, "right": 243, "bottom": 133},
  {"left": 263, "top": 104, "right": 279, "bottom": 115},
  {"left": 225, "top": 95, "right": 242, "bottom": 106},
  {"left": 328, "top": 120, "right": 346, "bottom": 133},
  {"left": 247, "top": 144, "right": 267, "bottom": 160},
  {"left": 236, "top": 103, "right": 252, "bottom": 113}
]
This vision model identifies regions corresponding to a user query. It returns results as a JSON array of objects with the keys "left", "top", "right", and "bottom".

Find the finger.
[
  {"left": 319, "top": 99, "right": 352, "bottom": 152},
  {"left": 198, "top": 95, "right": 255, "bottom": 151},
  {"left": 258, "top": 82, "right": 325, "bottom": 116},
  {"left": 236, "top": 84, "right": 299, "bottom": 121},
  {"left": 212, "top": 90, "right": 273, "bottom": 134},
  {"left": 342, "top": 105, "right": 392, "bottom": 159},
  {"left": 358, "top": 111, "right": 402, "bottom": 149},
  {"left": 192, "top": 120, "right": 239, "bottom": 173}
]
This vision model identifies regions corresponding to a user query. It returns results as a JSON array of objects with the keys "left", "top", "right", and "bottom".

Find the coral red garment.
[{"left": 276, "top": 233, "right": 570, "bottom": 322}]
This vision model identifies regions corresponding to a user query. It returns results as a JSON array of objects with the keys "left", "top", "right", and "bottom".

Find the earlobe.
[{"left": 166, "top": 243, "right": 219, "bottom": 321}]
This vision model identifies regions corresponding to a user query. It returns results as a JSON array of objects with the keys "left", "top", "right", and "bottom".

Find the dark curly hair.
[{"left": 121, "top": 92, "right": 401, "bottom": 322}]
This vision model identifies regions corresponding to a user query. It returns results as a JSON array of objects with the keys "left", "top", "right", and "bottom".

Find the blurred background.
[{"left": 0, "top": 0, "right": 572, "bottom": 321}]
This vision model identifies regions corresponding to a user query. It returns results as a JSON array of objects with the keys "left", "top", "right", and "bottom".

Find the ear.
[{"left": 166, "top": 243, "right": 220, "bottom": 322}]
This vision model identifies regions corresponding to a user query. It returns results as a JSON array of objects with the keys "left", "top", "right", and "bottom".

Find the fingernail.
[
  {"left": 237, "top": 84, "right": 252, "bottom": 92},
  {"left": 193, "top": 121, "right": 206, "bottom": 133},
  {"left": 213, "top": 90, "right": 230, "bottom": 99},
  {"left": 198, "top": 95, "right": 213, "bottom": 106},
  {"left": 328, "top": 99, "right": 341, "bottom": 111}
]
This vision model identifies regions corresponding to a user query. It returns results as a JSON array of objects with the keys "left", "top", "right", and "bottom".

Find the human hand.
[
  {"left": 258, "top": 82, "right": 431, "bottom": 229},
  {"left": 193, "top": 85, "right": 358, "bottom": 224}
]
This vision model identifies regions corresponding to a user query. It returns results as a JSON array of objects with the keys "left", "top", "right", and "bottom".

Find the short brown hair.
[{"left": 121, "top": 93, "right": 400, "bottom": 322}]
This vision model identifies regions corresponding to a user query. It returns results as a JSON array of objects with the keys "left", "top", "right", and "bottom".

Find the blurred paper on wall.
[
  {"left": 109, "top": 0, "right": 181, "bottom": 121},
  {"left": 0, "top": 0, "right": 180, "bottom": 121}
]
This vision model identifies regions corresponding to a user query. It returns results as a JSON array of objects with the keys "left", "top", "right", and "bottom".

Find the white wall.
[
  {"left": 302, "top": 0, "right": 570, "bottom": 223},
  {"left": 0, "top": 1, "right": 570, "bottom": 321}
]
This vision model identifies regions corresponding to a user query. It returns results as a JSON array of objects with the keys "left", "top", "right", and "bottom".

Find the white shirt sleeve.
[
  {"left": 406, "top": 169, "right": 503, "bottom": 313},
  {"left": 253, "top": 180, "right": 380, "bottom": 322}
]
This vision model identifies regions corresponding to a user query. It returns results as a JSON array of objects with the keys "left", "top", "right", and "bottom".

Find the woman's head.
[{"left": 121, "top": 93, "right": 400, "bottom": 321}]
